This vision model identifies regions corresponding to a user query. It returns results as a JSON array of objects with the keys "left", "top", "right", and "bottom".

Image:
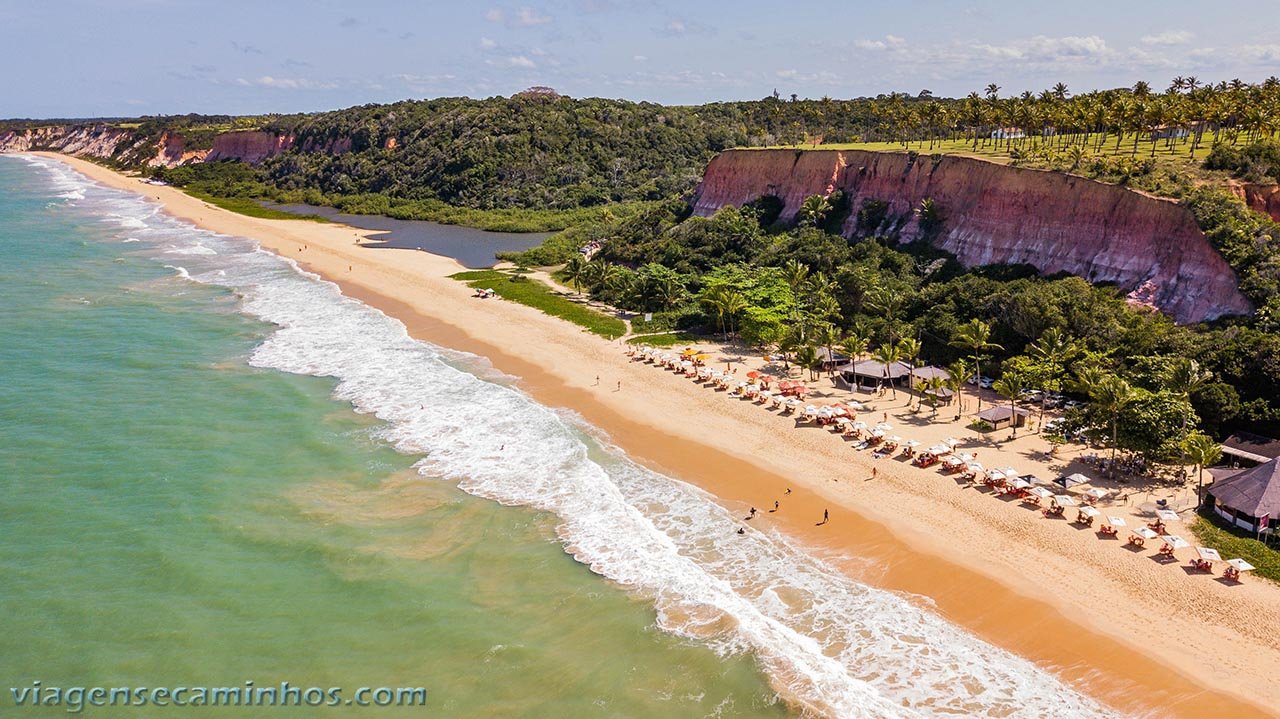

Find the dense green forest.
[{"left": 509, "top": 193, "right": 1280, "bottom": 454}]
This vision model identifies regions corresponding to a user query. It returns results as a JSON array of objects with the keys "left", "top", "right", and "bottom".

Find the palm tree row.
[{"left": 871, "top": 76, "right": 1280, "bottom": 159}]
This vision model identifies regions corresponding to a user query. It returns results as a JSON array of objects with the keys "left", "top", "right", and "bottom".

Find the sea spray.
[{"left": 20, "top": 154, "right": 1122, "bottom": 719}]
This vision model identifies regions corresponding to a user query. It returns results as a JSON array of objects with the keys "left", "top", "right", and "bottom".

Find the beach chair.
[
  {"left": 1128, "top": 534, "right": 1146, "bottom": 548},
  {"left": 1075, "top": 510, "right": 1094, "bottom": 526},
  {"left": 1158, "top": 543, "right": 1175, "bottom": 557},
  {"left": 1042, "top": 504, "right": 1065, "bottom": 518},
  {"left": 1224, "top": 565, "right": 1241, "bottom": 581},
  {"left": 1191, "top": 558, "right": 1213, "bottom": 573}
]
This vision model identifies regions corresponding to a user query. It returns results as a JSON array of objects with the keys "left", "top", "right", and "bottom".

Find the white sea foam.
[{"left": 16, "top": 154, "right": 1126, "bottom": 719}]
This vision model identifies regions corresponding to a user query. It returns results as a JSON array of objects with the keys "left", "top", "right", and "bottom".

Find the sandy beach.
[{"left": 42, "top": 152, "right": 1280, "bottom": 718}]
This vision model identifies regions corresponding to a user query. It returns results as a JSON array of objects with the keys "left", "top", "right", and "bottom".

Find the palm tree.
[
  {"left": 895, "top": 337, "right": 922, "bottom": 408},
  {"left": 816, "top": 323, "right": 841, "bottom": 378},
  {"left": 1091, "top": 375, "right": 1137, "bottom": 479},
  {"left": 923, "top": 376, "right": 947, "bottom": 418},
  {"left": 720, "top": 291, "right": 748, "bottom": 340},
  {"left": 945, "top": 360, "right": 969, "bottom": 421},
  {"left": 1028, "top": 328, "right": 1075, "bottom": 429},
  {"left": 795, "top": 344, "right": 820, "bottom": 381},
  {"left": 992, "top": 372, "right": 1028, "bottom": 437},
  {"left": 1164, "top": 357, "right": 1212, "bottom": 472},
  {"left": 1183, "top": 432, "right": 1223, "bottom": 508},
  {"left": 865, "top": 286, "right": 905, "bottom": 348},
  {"left": 871, "top": 343, "right": 903, "bottom": 399},
  {"left": 949, "top": 319, "right": 1003, "bottom": 414},
  {"left": 782, "top": 259, "right": 809, "bottom": 294},
  {"left": 797, "top": 194, "right": 833, "bottom": 227},
  {"left": 563, "top": 255, "right": 586, "bottom": 294},
  {"left": 839, "top": 329, "right": 870, "bottom": 364}
]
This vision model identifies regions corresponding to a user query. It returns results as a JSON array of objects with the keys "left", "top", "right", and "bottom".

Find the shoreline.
[{"left": 35, "top": 152, "right": 1280, "bottom": 718}]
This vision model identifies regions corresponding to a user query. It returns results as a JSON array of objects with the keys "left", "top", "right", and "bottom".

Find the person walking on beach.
[
  {"left": 594, "top": 375, "right": 600, "bottom": 386},
  {"left": 872, "top": 467, "right": 878, "bottom": 480},
  {"left": 785, "top": 488, "right": 792, "bottom": 495},
  {"left": 771, "top": 500, "right": 779, "bottom": 512},
  {"left": 818, "top": 509, "right": 829, "bottom": 526},
  {"left": 616, "top": 380, "right": 621, "bottom": 391}
]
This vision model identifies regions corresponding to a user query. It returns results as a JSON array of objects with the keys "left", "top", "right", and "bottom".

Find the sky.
[{"left": 3, "top": 0, "right": 1278, "bottom": 118}]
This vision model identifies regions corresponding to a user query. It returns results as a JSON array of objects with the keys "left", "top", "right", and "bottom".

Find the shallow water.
[
  {"left": 264, "top": 201, "right": 549, "bottom": 267},
  {"left": 1, "top": 155, "right": 1122, "bottom": 719}
]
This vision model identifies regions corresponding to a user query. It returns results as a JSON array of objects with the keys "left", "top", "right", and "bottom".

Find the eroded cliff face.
[
  {"left": 693, "top": 149, "right": 1252, "bottom": 324},
  {"left": 0, "top": 125, "right": 203, "bottom": 168},
  {"left": 1231, "top": 181, "right": 1280, "bottom": 224},
  {"left": 205, "top": 131, "right": 294, "bottom": 163}
]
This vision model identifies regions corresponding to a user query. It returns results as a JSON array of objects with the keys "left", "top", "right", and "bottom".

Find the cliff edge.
[{"left": 692, "top": 149, "right": 1252, "bottom": 324}]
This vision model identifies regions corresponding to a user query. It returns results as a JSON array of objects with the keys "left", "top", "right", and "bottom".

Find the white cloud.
[
  {"left": 236, "top": 75, "right": 337, "bottom": 90},
  {"left": 1237, "top": 44, "right": 1280, "bottom": 63},
  {"left": 513, "top": 7, "right": 551, "bottom": 26},
  {"left": 480, "top": 36, "right": 497, "bottom": 49},
  {"left": 855, "top": 34, "right": 905, "bottom": 51},
  {"left": 484, "top": 8, "right": 504, "bottom": 22},
  {"left": 508, "top": 55, "right": 536, "bottom": 68},
  {"left": 633, "top": 54, "right": 647, "bottom": 62},
  {"left": 972, "top": 35, "right": 1108, "bottom": 63},
  {"left": 1141, "top": 30, "right": 1193, "bottom": 46},
  {"left": 665, "top": 20, "right": 686, "bottom": 34}
]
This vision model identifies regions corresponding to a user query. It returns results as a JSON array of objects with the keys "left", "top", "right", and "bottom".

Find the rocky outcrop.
[
  {"left": 692, "top": 149, "right": 1252, "bottom": 324},
  {"left": 148, "top": 131, "right": 207, "bottom": 167},
  {"left": 1231, "top": 181, "right": 1280, "bottom": 224}
]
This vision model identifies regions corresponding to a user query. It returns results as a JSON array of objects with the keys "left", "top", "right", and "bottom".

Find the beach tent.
[{"left": 1055, "top": 473, "right": 1091, "bottom": 489}]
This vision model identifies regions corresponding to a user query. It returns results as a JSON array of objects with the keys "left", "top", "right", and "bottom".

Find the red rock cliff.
[
  {"left": 1231, "top": 181, "right": 1280, "bottom": 224},
  {"left": 205, "top": 131, "right": 295, "bottom": 163},
  {"left": 693, "top": 149, "right": 1251, "bottom": 324}
]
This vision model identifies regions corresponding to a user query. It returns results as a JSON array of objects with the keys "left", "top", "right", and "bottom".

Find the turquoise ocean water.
[{"left": 0, "top": 156, "right": 1119, "bottom": 719}]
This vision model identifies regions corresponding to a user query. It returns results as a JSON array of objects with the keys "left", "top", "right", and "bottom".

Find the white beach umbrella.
[
  {"left": 1001, "top": 467, "right": 1019, "bottom": 479},
  {"left": 1196, "top": 547, "right": 1222, "bottom": 562},
  {"left": 1029, "top": 487, "right": 1054, "bottom": 499},
  {"left": 1226, "top": 558, "right": 1256, "bottom": 573},
  {"left": 1083, "top": 488, "right": 1110, "bottom": 501},
  {"left": 1106, "top": 516, "right": 1127, "bottom": 528},
  {"left": 1133, "top": 527, "right": 1160, "bottom": 540},
  {"left": 1079, "top": 506, "right": 1101, "bottom": 519},
  {"left": 888, "top": 435, "right": 903, "bottom": 444},
  {"left": 905, "top": 440, "right": 921, "bottom": 448},
  {"left": 1155, "top": 509, "right": 1180, "bottom": 523},
  {"left": 875, "top": 422, "right": 893, "bottom": 431},
  {"left": 853, "top": 421, "right": 869, "bottom": 430},
  {"left": 1054, "top": 495, "right": 1077, "bottom": 507},
  {"left": 945, "top": 437, "right": 960, "bottom": 446},
  {"left": 1162, "top": 535, "right": 1190, "bottom": 550}
]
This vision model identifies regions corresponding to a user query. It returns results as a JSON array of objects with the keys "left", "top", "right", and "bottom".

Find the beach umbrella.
[
  {"left": 1226, "top": 558, "right": 1256, "bottom": 573},
  {"left": 945, "top": 437, "right": 961, "bottom": 447},
  {"left": 986, "top": 470, "right": 1006, "bottom": 482},
  {"left": 1196, "top": 547, "right": 1222, "bottom": 562},
  {"left": 875, "top": 422, "right": 893, "bottom": 431},
  {"left": 889, "top": 435, "right": 903, "bottom": 444},
  {"left": 1009, "top": 478, "right": 1030, "bottom": 490},
  {"left": 1054, "top": 495, "right": 1077, "bottom": 507},
  {"left": 1106, "top": 516, "right": 1127, "bottom": 528},
  {"left": 1001, "top": 467, "right": 1019, "bottom": 479},
  {"left": 967, "top": 462, "right": 984, "bottom": 473},
  {"left": 1155, "top": 509, "right": 1180, "bottom": 523},
  {"left": 849, "top": 401, "right": 866, "bottom": 411},
  {"left": 906, "top": 440, "right": 921, "bottom": 448},
  {"left": 1083, "top": 488, "right": 1110, "bottom": 501},
  {"left": 1162, "top": 535, "right": 1190, "bottom": 550},
  {"left": 1055, "top": 473, "right": 1090, "bottom": 489},
  {"left": 928, "top": 444, "right": 952, "bottom": 455},
  {"left": 1133, "top": 527, "right": 1160, "bottom": 541},
  {"left": 1079, "top": 506, "right": 1101, "bottom": 519},
  {"left": 853, "top": 421, "right": 868, "bottom": 430},
  {"left": 747, "top": 370, "right": 761, "bottom": 379},
  {"left": 1029, "top": 487, "right": 1054, "bottom": 499}
]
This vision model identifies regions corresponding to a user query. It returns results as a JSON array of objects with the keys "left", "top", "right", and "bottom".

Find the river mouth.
[{"left": 261, "top": 202, "right": 550, "bottom": 268}]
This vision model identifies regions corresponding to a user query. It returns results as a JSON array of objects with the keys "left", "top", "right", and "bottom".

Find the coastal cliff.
[
  {"left": 1232, "top": 181, "right": 1280, "bottom": 224},
  {"left": 692, "top": 149, "right": 1252, "bottom": 324},
  {"left": 0, "top": 125, "right": 204, "bottom": 167}
]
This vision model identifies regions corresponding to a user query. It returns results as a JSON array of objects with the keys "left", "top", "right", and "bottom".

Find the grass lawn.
[
  {"left": 188, "top": 191, "right": 330, "bottom": 222},
  {"left": 754, "top": 131, "right": 1240, "bottom": 188},
  {"left": 625, "top": 332, "right": 704, "bottom": 347},
  {"left": 1190, "top": 511, "right": 1280, "bottom": 584},
  {"left": 451, "top": 270, "right": 627, "bottom": 340}
]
